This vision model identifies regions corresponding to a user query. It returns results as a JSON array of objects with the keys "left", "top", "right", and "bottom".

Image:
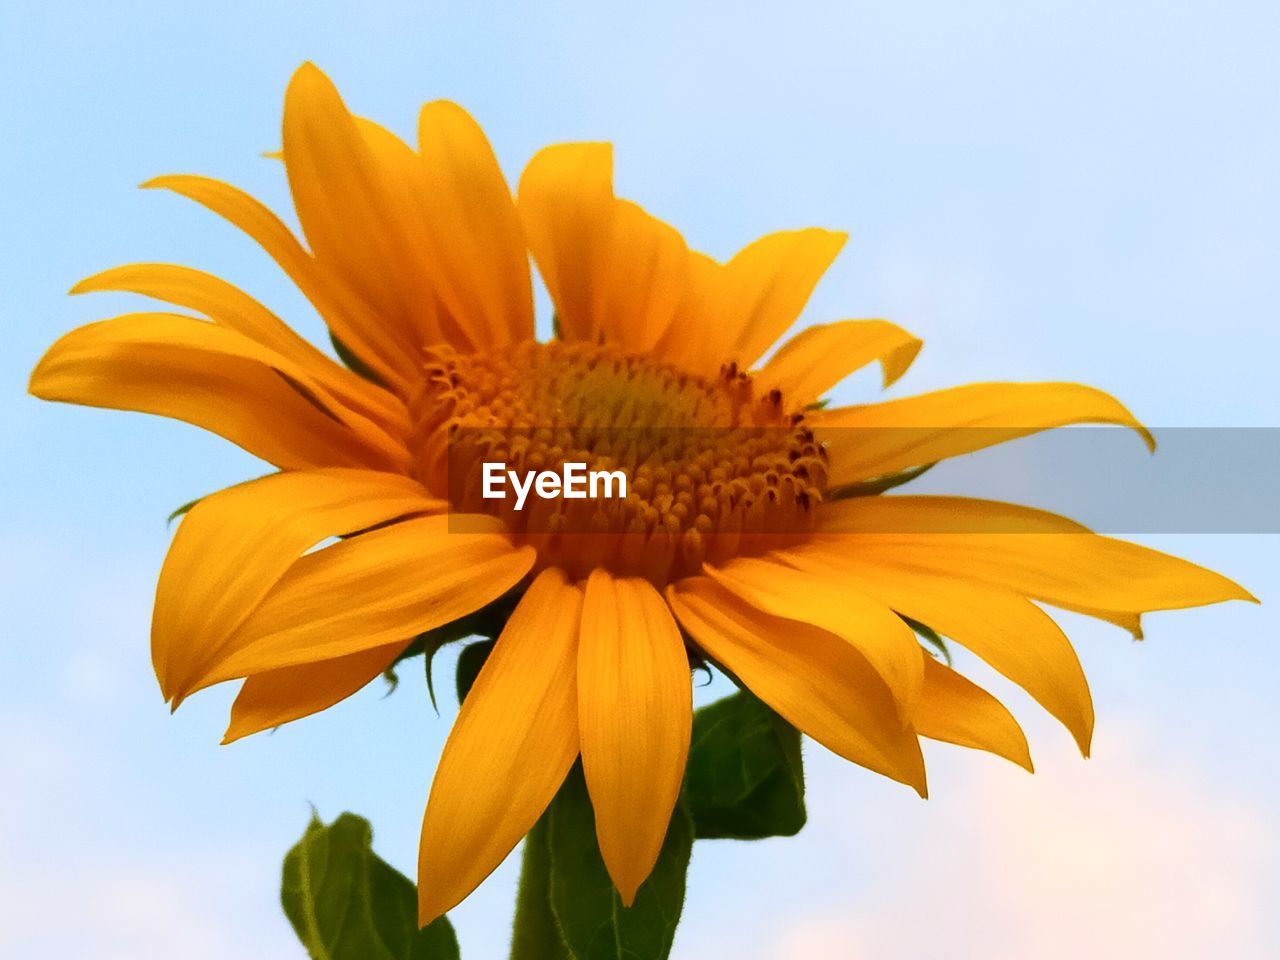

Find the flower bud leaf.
[
  {"left": 281, "top": 812, "right": 459, "bottom": 960},
  {"left": 685, "top": 690, "right": 806, "bottom": 840},
  {"left": 543, "top": 763, "right": 693, "bottom": 960}
]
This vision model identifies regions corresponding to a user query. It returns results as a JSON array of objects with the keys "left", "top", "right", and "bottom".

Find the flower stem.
[{"left": 509, "top": 816, "right": 571, "bottom": 959}]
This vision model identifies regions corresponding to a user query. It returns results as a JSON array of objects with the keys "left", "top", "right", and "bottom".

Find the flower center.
[{"left": 409, "top": 341, "right": 828, "bottom": 583}]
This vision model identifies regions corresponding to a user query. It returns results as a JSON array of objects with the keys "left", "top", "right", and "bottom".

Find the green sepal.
[
  {"left": 166, "top": 496, "right": 202, "bottom": 524},
  {"left": 330, "top": 331, "right": 386, "bottom": 386},
  {"left": 165, "top": 470, "right": 273, "bottom": 525},
  {"left": 904, "top": 615, "right": 952, "bottom": 665},
  {"left": 826, "top": 461, "right": 935, "bottom": 500},
  {"left": 455, "top": 640, "right": 494, "bottom": 704},
  {"left": 389, "top": 591, "right": 519, "bottom": 710},
  {"left": 281, "top": 812, "right": 459, "bottom": 960},
  {"left": 381, "top": 667, "right": 400, "bottom": 696},
  {"left": 684, "top": 689, "right": 805, "bottom": 840}
]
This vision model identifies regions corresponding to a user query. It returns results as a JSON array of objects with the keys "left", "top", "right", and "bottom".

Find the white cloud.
[{"left": 754, "top": 725, "right": 1274, "bottom": 960}]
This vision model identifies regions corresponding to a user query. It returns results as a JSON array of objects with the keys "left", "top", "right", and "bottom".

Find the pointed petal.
[
  {"left": 352, "top": 117, "right": 467, "bottom": 350},
  {"left": 153, "top": 468, "right": 439, "bottom": 702},
  {"left": 588, "top": 199, "right": 690, "bottom": 353},
  {"left": 649, "top": 250, "right": 721, "bottom": 370},
  {"left": 223, "top": 641, "right": 404, "bottom": 743},
  {"left": 184, "top": 515, "right": 535, "bottom": 695},
  {"left": 417, "top": 100, "right": 533, "bottom": 347},
  {"left": 578, "top": 570, "right": 691, "bottom": 904},
  {"left": 282, "top": 64, "right": 437, "bottom": 360},
  {"left": 815, "top": 496, "right": 1256, "bottom": 614},
  {"left": 71, "top": 262, "right": 409, "bottom": 433},
  {"left": 519, "top": 144, "right": 694, "bottom": 353},
  {"left": 703, "top": 228, "right": 847, "bottom": 371},
  {"left": 72, "top": 263, "right": 314, "bottom": 370},
  {"left": 141, "top": 174, "right": 415, "bottom": 390},
  {"left": 667, "top": 577, "right": 926, "bottom": 794},
  {"left": 701, "top": 556, "right": 923, "bottom": 711},
  {"left": 914, "top": 654, "right": 1033, "bottom": 771},
  {"left": 814, "top": 381, "right": 1155, "bottom": 487},
  {"left": 754, "top": 318, "right": 922, "bottom": 405},
  {"left": 776, "top": 543, "right": 1093, "bottom": 754},
  {"left": 1056, "top": 604, "right": 1144, "bottom": 638},
  {"left": 518, "top": 142, "right": 615, "bottom": 344},
  {"left": 29, "top": 313, "right": 408, "bottom": 471},
  {"left": 418, "top": 569, "right": 582, "bottom": 924}
]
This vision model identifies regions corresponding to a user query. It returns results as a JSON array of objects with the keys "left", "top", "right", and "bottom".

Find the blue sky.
[{"left": 2, "top": 2, "right": 1277, "bottom": 957}]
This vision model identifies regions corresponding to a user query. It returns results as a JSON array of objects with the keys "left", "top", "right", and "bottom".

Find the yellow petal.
[
  {"left": 815, "top": 496, "right": 1256, "bottom": 614},
  {"left": 701, "top": 556, "right": 923, "bottom": 712},
  {"left": 73, "top": 263, "right": 310, "bottom": 368},
  {"left": 282, "top": 64, "right": 438, "bottom": 360},
  {"left": 71, "top": 262, "right": 409, "bottom": 433},
  {"left": 417, "top": 100, "right": 534, "bottom": 347},
  {"left": 667, "top": 577, "right": 926, "bottom": 794},
  {"left": 29, "top": 313, "right": 408, "bottom": 471},
  {"left": 352, "top": 117, "right": 474, "bottom": 351},
  {"left": 588, "top": 199, "right": 690, "bottom": 354},
  {"left": 578, "top": 570, "right": 691, "bottom": 905},
  {"left": 141, "top": 174, "right": 415, "bottom": 391},
  {"left": 648, "top": 250, "right": 721, "bottom": 369},
  {"left": 818, "top": 494, "right": 1097, "bottom": 535},
  {"left": 777, "top": 544, "right": 1093, "bottom": 754},
  {"left": 518, "top": 144, "right": 694, "bottom": 353},
  {"left": 153, "top": 468, "right": 440, "bottom": 703},
  {"left": 754, "top": 318, "right": 922, "bottom": 405},
  {"left": 518, "top": 142, "right": 615, "bottom": 344},
  {"left": 914, "top": 654, "right": 1033, "bottom": 771},
  {"left": 1056, "top": 604, "right": 1144, "bottom": 639},
  {"left": 702, "top": 228, "right": 847, "bottom": 372},
  {"left": 814, "top": 381, "right": 1156, "bottom": 487},
  {"left": 223, "top": 642, "right": 404, "bottom": 743},
  {"left": 418, "top": 569, "right": 582, "bottom": 924},
  {"left": 186, "top": 515, "right": 535, "bottom": 695}
]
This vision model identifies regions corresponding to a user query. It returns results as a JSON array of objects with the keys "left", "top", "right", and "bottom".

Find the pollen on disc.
[{"left": 408, "top": 341, "right": 829, "bottom": 584}]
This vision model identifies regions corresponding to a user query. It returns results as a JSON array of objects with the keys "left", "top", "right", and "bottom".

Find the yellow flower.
[{"left": 29, "top": 63, "right": 1253, "bottom": 924}]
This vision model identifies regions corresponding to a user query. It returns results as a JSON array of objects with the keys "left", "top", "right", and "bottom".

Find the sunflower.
[{"left": 29, "top": 63, "right": 1253, "bottom": 925}]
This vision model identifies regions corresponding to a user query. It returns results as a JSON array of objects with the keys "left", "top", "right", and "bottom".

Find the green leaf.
[
  {"left": 826, "top": 461, "right": 935, "bottom": 500},
  {"left": 455, "top": 640, "right": 494, "bottom": 704},
  {"left": 330, "top": 332, "right": 387, "bottom": 386},
  {"left": 281, "top": 812, "right": 459, "bottom": 960},
  {"left": 685, "top": 690, "right": 806, "bottom": 840},
  {"left": 546, "top": 764, "right": 693, "bottom": 960}
]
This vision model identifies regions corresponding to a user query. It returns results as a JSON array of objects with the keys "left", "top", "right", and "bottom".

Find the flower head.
[{"left": 30, "top": 63, "right": 1253, "bottom": 923}]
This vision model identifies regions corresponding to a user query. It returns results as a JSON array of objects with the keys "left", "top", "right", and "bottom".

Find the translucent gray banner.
[{"left": 442, "top": 427, "right": 1280, "bottom": 534}]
